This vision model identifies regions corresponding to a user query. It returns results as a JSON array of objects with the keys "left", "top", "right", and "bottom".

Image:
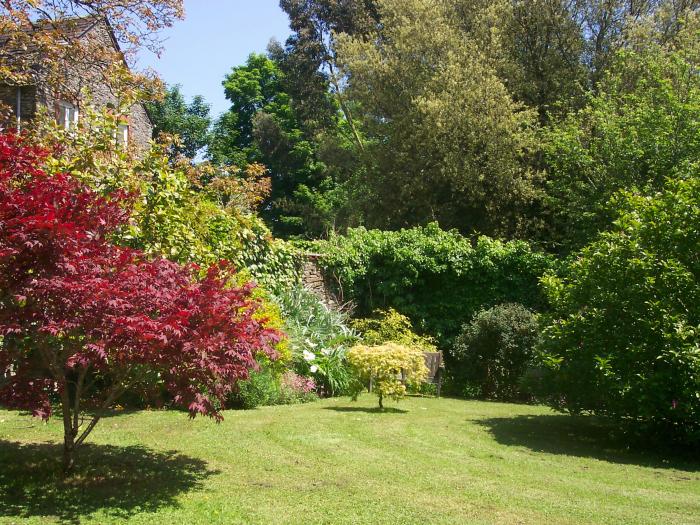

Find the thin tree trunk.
[
  {"left": 59, "top": 382, "right": 76, "bottom": 474},
  {"left": 326, "top": 60, "right": 365, "bottom": 152},
  {"left": 44, "top": 344, "right": 77, "bottom": 475},
  {"left": 72, "top": 367, "right": 87, "bottom": 440},
  {"left": 40, "top": 341, "right": 134, "bottom": 473},
  {"left": 63, "top": 428, "right": 76, "bottom": 473},
  {"left": 378, "top": 392, "right": 383, "bottom": 409},
  {"left": 74, "top": 382, "right": 126, "bottom": 448},
  {"left": 63, "top": 369, "right": 128, "bottom": 472}
]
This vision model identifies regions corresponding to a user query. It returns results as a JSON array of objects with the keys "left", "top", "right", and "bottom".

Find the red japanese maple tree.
[{"left": 0, "top": 133, "right": 279, "bottom": 472}]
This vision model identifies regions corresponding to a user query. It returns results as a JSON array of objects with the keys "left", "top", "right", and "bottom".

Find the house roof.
[{"left": 0, "top": 16, "right": 103, "bottom": 55}]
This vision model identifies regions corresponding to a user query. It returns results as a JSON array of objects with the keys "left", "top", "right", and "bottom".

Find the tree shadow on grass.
[
  {"left": 324, "top": 406, "right": 408, "bottom": 414},
  {"left": 0, "top": 440, "right": 218, "bottom": 524},
  {"left": 475, "top": 414, "right": 700, "bottom": 472}
]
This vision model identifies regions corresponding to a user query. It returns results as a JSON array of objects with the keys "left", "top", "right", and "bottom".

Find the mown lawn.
[{"left": 0, "top": 396, "right": 698, "bottom": 524}]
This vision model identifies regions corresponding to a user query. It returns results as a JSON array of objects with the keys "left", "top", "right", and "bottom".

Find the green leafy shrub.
[
  {"left": 309, "top": 223, "right": 553, "bottom": 346},
  {"left": 347, "top": 343, "right": 429, "bottom": 408},
  {"left": 537, "top": 173, "right": 700, "bottom": 445},
  {"left": 353, "top": 308, "right": 437, "bottom": 351},
  {"left": 270, "top": 284, "right": 358, "bottom": 396},
  {"left": 230, "top": 368, "right": 318, "bottom": 409},
  {"left": 35, "top": 106, "right": 304, "bottom": 288},
  {"left": 452, "top": 303, "right": 539, "bottom": 400},
  {"left": 124, "top": 153, "right": 302, "bottom": 287},
  {"left": 230, "top": 368, "right": 281, "bottom": 409}
]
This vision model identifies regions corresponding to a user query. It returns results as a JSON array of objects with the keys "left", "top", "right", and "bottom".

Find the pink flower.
[{"left": 281, "top": 371, "right": 316, "bottom": 394}]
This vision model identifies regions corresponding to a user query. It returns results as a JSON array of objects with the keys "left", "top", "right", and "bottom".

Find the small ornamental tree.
[
  {"left": 347, "top": 343, "right": 428, "bottom": 409},
  {"left": 0, "top": 133, "right": 279, "bottom": 472},
  {"left": 353, "top": 308, "right": 437, "bottom": 352}
]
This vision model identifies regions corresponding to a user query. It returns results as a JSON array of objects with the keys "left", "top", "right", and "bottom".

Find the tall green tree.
[
  {"left": 335, "top": 0, "right": 540, "bottom": 237},
  {"left": 271, "top": 0, "right": 700, "bottom": 242},
  {"left": 451, "top": 1, "right": 699, "bottom": 120},
  {"left": 501, "top": 0, "right": 587, "bottom": 121},
  {"left": 209, "top": 53, "right": 345, "bottom": 237},
  {"left": 278, "top": 0, "right": 379, "bottom": 143},
  {"left": 146, "top": 84, "right": 211, "bottom": 161},
  {"left": 542, "top": 18, "right": 700, "bottom": 251},
  {"left": 208, "top": 54, "right": 282, "bottom": 167}
]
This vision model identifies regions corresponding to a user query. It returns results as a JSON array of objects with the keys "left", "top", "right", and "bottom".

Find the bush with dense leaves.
[
  {"left": 537, "top": 172, "right": 700, "bottom": 445},
  {"left": 231, "top": 369, "right": 317, "bottom": 409},
  {"left": 124, "top": 149, "right": 302, "bottom": 288},
  {"left": 451, "top": 303, "right": 539, "bottom": 400},
  {"left": 310, "top": 223, "right": 553, "bottom": 346},
  {"left": 32, "top": 106, "right": 303, "bottom": 289},
  {"left": 347, "top": 343, "right": 428, "bottom": 408}
]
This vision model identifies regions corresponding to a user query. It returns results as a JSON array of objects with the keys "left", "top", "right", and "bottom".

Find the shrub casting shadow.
[
  {"left": 0, "top": 440, "right": 217, "bottom": 523},
  {"left": 324, "top": 406, "right": 408, "bottom": 414},
  {"left": 476, "top": 414, "right": 700, "bottom": 471}
]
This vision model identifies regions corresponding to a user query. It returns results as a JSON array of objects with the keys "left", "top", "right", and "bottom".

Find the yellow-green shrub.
[
  {"left": 353, "top": 308, "right": 437, "bottom": 352},
  {"left": 347, "top": 343, "right": 428, "bottom": 408},
  {"left": 231, "top": 270, "right": 292, "bottom": 370}
]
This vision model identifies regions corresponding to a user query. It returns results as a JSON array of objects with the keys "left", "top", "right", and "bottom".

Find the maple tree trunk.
[
  {"left": 60, "top": 385, "right": 77, "bottom": 474},
  {"left": 378, "top": 392, "right": 384, "bottom": 409},
  {"left": 68, "top": 379, "right": 129, "bottom": 473},
  {"left": 63, "top": 431, "right": 76, "bottom": 474}
]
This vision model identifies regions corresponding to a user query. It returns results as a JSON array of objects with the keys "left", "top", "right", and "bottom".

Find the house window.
[
  {"left": 57, "top": 101, "right": 79, "bottom": 130},
  {"left": 116, "top": 123, "right": 129, "bottom": 148}
]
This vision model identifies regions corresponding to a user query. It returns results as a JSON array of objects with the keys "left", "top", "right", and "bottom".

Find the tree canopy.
[
  {"left": 210, "top": 53, "right": 347, "bottom": 238},
  {"left": 146, "top": 85, "right": 212, "bottom": 161},
  {"left": 542, "top": 21, "right": 700, "bottom": 251},
  {"left": 335, "top": 0, "right": 540, "bottom": 237}
]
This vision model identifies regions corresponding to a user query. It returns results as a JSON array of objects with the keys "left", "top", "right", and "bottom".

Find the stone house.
[{"left": 0, "top": 17, "right": 153, "bottom": 155}]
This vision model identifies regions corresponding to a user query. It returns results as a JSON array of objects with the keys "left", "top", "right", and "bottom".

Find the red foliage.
[{"left": 0, "top": 133, "right": 279, "bottom": 428}]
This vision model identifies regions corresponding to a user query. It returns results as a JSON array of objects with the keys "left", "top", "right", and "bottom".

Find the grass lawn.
[{"left": 0, "top": 396, "right": 698, "bottom": 524}]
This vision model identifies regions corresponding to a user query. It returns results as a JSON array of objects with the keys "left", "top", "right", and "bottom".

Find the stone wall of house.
[
  {"left": 48, "top": 80, "right": 154, "bottom": 158},
  {"left": 43, "top": 20, "right": 153, "bottom": 157},
  {"left": 1, "top": 18, "right": 153, "bottom": 156},
  {"left": 127, "top": 102, "right": 153, "bottom": 156},
  {"left": 302, "top": 255, "right": 341, "bottom": 310}
]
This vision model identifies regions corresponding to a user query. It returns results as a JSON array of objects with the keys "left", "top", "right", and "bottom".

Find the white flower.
[
  {"left": 303, "top": 350, "right": 316, "bottom": 361},
  {"left": 310, "top": 365, "right": 319, "bottom": 373},
  {"left": 321, "top": 348, "right": 331, "bottom": 356},
  {"left": 304, "top": 339, "right": 317, "bottom": 348}
]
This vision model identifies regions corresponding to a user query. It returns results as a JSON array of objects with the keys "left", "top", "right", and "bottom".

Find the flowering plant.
[
  {"left": 281, "top": 371, "right": 316, "bottom": 395},
  {"left": 270, "top": 284, "right": 358, "bottom": 396}
]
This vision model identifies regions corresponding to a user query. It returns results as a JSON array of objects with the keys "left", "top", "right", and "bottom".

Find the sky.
[{"left": 137, "top": 0, "right": 292, "bottom": 118}]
